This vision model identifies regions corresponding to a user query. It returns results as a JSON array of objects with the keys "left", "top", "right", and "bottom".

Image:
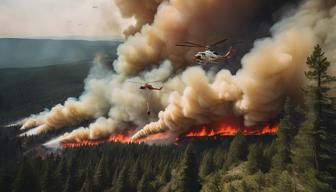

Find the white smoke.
[{"left": 16, "top": 0, "right": 336, "bottom": 145}]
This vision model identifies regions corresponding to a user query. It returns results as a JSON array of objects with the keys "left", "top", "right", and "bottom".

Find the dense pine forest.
[{"left": 0, "top": 44, "right": 335, "bottom": 192}]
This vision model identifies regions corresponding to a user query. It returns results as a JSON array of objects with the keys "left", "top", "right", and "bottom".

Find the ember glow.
[{"left": 61, "top": 116, "right": 279, "bottom": 148}]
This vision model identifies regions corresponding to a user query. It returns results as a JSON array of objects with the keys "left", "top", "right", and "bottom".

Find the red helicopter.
[
  {"left": 139, "top": 83, "right": 163, "bottom": 91},
  {"left": 128, "top": 80, "right": 163, "bottom": 91},
  {"left": 128, "top": 80, "right": 164, "bottom": 115}
]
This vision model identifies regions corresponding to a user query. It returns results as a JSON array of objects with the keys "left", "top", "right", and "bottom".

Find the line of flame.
[{"left": 61, "top": 116, "right": 279, "bottom": 148}]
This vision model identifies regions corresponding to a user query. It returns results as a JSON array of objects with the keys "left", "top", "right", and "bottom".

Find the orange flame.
[
  {"left": 61, "top": 140, "right": 101, "bottom": 148},
  {"left": 61, "top": 130, "right": 173, "bottom": 148},
  {"left": 61, "top": 131, "right": 135, "bottom": 148},
  {"left": 61, "top": 116, "right": 279, "bottom": 148},
  {"left": 183, "top": 115, "right": 279, "bottom": 138},
  {"left": 107, "top": 133, "right": 132, "bottom": 143}
]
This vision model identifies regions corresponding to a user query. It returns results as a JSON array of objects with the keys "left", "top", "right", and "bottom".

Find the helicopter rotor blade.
[
  {"left": 146, "top": 79, "right": 164, "bottom": 83},
  {"left": 127, "top": 81, "right": 144, "bottom": 84},
  {"left": 183, "top": 41, "right": 205, "bottom": 47},
  {"left": 210, "top": 39, "right": 228, "bottom": 47},
  {"left": 176, "top": 44, "right": 204, "bottom": 48}
]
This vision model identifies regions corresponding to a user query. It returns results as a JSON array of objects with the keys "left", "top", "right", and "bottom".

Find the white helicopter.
[{"left": 176, "top": 39, "right": 238, "bottom": 65}]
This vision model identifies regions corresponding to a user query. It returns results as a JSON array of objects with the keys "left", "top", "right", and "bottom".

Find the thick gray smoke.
[{"left": 17, "top": 0, "right": 336, "bottom": 145}]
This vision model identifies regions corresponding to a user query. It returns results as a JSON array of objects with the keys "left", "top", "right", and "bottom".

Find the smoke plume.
[
  {"left": 17, "top": 0, "right": 336, "bottom": 146},
  {"left": 113, "top": 0, "right": 271, "bottom": 75},
  {"left": 115, "top": 0, "right": 164, "bottom": 36}
]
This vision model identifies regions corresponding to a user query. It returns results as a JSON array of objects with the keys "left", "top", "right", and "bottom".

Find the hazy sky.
[{"left": 0, "top": 0, "right": 133, "bottom": 39}]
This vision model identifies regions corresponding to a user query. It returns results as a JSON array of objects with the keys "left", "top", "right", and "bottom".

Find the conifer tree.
[
  {"left": 212, "top": 147, "right": 226, "bottom": 170},
  {"left": 62, "top": 175, "right": 75, "bottom": 192},
  {"left": 11, "top": 160, "right": 40, "bottom": 192},
  {"left": 254, "top": 170, "right": 264, "bottom": 191},
  {"left": 272, "top": 99, "right": 297, "bottom": 171},
  {"left": 54, "top": 158, "right": 67, "bottom": 192},
  {"left": 129, "top": 159, "right": 141, "bottom": 192},
  {"left": 200, "top": 172, "right": 222, "bottom": 192},
  {"left": 159, "top": 164, "right": 170, "bottom": 184},
  {"left": 292, "top": 44, "right": 336, "bottom": 191},
  {"left": 224, "top": 131, "right": 247, "bottom": 169},
  {"left": 152, "top": 164, "right": 170, "bottom": 191},
  {"left": 166, "top": 143, "right": 201, "bottom": 192},
  {"left": 79, "top": 171, "right": 93, "bottom": 192},
  {"left": 41, "top": 163, "right": 55, "bottom": 192},
  {"left": 247, "top": 143, "right": 260, "bottom": 174},
  {"left": 137, "top": 172, "right": 152, "bottom": 192},
  {"left": 93, "top": 155, "right": 106, "bottom": 191},
  {"left": 199, "top": 151, "right": 214, "bottom": 179},
  {"left": 11, "top": 164, "right": 25, "bottom": 192},
  {"left": 274, "top": 171, "right": 295, "bottom": 192},
  {"left": 110, "top": 167, "right": 119, "bottom": 190},
  {"left": 113, "top": 166, "right": 127, "bottom": 192},
  {"left": 63, "top": 158, "right": 79, "bottom": 192},
  {"left": 261, "top": 141, "right": 277, "bottom": 172}
]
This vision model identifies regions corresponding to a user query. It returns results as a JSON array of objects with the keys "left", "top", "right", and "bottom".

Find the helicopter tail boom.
[{"left": 220, "top": 47, "right": 235, "bottom": 59}]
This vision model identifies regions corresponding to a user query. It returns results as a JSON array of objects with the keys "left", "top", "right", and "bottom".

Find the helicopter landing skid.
[
  {"left": 196, "top": 61, "right": 222, "bottom": 65},
  {"left": 196, "top": 61, "right": 208, "bottom": 65}
]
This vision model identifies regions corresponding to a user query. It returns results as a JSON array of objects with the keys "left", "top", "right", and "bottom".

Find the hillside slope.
[
  {"left": 0, "top": 63, "right": 91, "bottom": 124},
  {"left": 0, "top": 38, "right": 121, "bottom": 68}
]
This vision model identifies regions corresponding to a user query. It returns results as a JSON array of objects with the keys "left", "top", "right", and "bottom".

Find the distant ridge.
[
  {"left": 0, "top": 62, "right": 91, "bottom": 124},
  {"left": 0, "top": 36, "right": 124, "bottom": 41},
  {"left": 0, "top": 38, "right": 122, "bottom": 68}
]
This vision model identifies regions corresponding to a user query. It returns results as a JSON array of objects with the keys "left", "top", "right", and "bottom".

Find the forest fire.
[
  {"left": 183, "top": 116, "right": 279, "bottom": 138},
  {"left": 61, "top": 140, "right": 102, "bottom": 148},
  {"left": 61, "top": 132, "right": 135, "bottom": 148},
  {"left": 61, "top": 116, "right": 279, "bottom": 148},
  {"left": 107, "top": 133, "right": 132, "bottom": 143},
  {"left": 60, "top": 128, "right": 174, "bottom": 148}
]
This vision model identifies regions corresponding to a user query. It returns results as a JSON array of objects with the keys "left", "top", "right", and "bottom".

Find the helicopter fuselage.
[
  {"left": 176, "top": 39, "right": 238, "bottom": 64},
  {"left": 194, "top": 47, "right": 235, "bottom": 64},
  {"left": 140, "top": 83, "right": 162, "bottom": 90},
  {"left": 194, "top": 50, "right": 218, "bottom": 63}
]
